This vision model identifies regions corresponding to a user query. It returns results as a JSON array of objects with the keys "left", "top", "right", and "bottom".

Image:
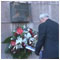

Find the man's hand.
[{"left": 35, "top": 51, "right": 39, "bottom": 56}]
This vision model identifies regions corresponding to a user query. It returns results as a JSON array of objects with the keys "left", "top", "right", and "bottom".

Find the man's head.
[{"left": 39, "top": 13, "right": 49, "bottom": 24}]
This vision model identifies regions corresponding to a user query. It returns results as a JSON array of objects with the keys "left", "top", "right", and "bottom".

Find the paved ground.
[
  {"left": 1, "top": 44, "right": 12, "bottom": 59},
  {"left": 28, "top": 52, "right": 39, "bottom": 59},
  {"left": 1, "top": 44, "right": 39, "bottom": 59}
]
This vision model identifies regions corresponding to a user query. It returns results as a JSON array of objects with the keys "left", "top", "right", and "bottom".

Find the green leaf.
[
  {"left": 12, "top": 49, "right": 32, "bottom": 59},
  {"left": 5, "top": 47, "right": 10, "bottom": 53},
  {"left": 2, "top": 36, "right": 12, "bottom": 43}
]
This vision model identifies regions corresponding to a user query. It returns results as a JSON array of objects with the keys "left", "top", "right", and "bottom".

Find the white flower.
[
  {"left": 27, "top": 28, "right": 30, "bottom": 31},
  {"left": 22, "top": 38, "right": 27, "bottom": 44},
  {"left": 23, "top": 30, "right": 28, "bottom": 33},
  {"left": 29, "top": 38, "right": 34, "bottom": 41},
  {"left": 26, "top": 33, "right": 31, "bottom": 39},
  {"left": 23, "top": 25, "right": 26, "bottom": 29},
  {"left": 16, "top": 44, "right": 23, "bottom": 49},
  {"left": 16, "top": 36, "right": 22, "bottom": 44},
  {"left": 10, "top": 38, "right": 13, "bottom": 40},
  {"left": 24, "top": 34, "right": 27, "bottom": 38},
  {"left": 34, "top": 35, "right": 37, "bottom": 38},
  {"left": 29, "top": 41, "right": 32, "bottom": 44}
]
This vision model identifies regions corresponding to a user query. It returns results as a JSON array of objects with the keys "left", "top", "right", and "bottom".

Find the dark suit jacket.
[{"left": 35, "top": 19, "right": 59, "bottom": 59}]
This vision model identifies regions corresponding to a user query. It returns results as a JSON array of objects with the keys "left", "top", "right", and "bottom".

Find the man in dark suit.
[{"left": 35, "top": 13, "right": 59, "bottom": 59}]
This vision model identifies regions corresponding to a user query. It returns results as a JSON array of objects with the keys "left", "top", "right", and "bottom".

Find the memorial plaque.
[{"left": 10, "top": 2, "right": 30, "bottom": 23}]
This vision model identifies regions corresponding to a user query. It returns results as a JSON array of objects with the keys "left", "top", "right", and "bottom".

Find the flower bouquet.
[{"left": 3, "top": 25, "right": 38, "bottom": 59}]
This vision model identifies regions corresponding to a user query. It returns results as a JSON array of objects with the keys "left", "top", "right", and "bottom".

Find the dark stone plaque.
[{"left": 10, "top": 2, "right": 30, "bottom": 23}]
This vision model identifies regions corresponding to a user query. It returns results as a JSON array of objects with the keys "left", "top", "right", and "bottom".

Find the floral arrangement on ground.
[{"left": 3, "top": 25, "right": 38, "bottom": 59}]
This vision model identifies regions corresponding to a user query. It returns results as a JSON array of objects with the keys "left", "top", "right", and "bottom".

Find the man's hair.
[{"left": 39, "top": 13, "right": 49, "bottom": 20}]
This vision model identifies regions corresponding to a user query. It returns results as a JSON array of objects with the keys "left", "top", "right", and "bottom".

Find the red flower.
[
  {"left": 16, "top": 27, "right": 23, "bottom": 35},
  {"left": 11, "top": 40, "right": 16, "bottom": 46},
  {"left": 14, "top": 33, "right": 17, "bottom": 36},
  {"left": 22, "top": 42, "right": 26, "bottom": 48},
  {"left": 29, "top": 28, "right": 34, "bottom": 37}
]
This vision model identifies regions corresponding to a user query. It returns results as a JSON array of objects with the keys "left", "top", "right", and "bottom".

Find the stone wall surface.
[{"left": 1, "top": 1, "right": 59, "bottom": 59}]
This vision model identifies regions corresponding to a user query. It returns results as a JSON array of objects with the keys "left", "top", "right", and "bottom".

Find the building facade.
[{"left": 1, "top": 1, "right": 59, "bottom": 59}]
